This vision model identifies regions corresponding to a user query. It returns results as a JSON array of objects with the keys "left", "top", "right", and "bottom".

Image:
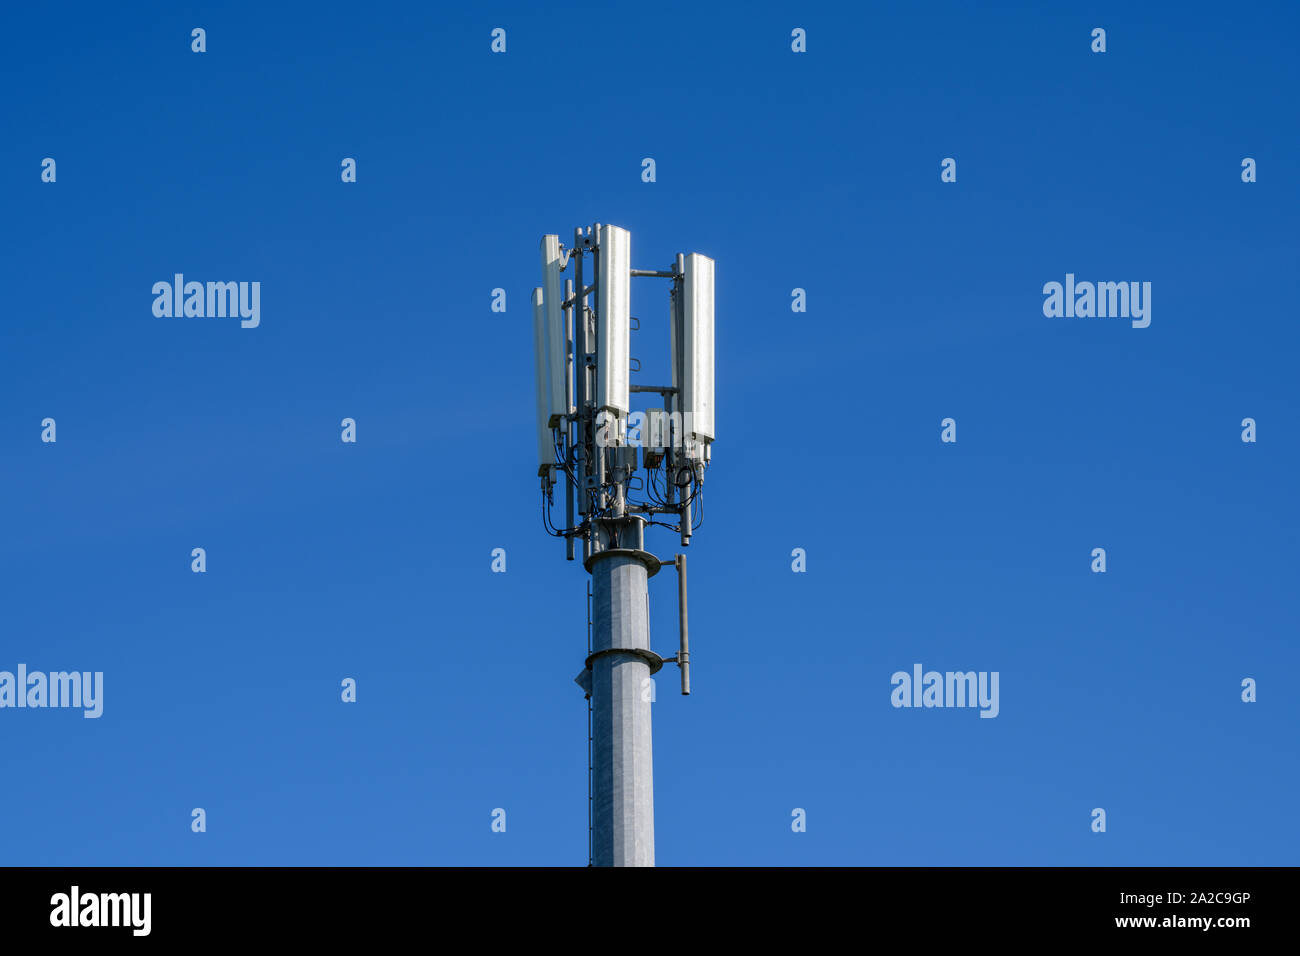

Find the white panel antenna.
[
  {"left": 540, "top": 235, "right": 569, "bottom": 426},
  {"left": 681, "top": 253, "right": 715, "bottom": 445},
  {"left": 532, "top": 288, "right": 555, "bottom": 479},
  {"left": 596, "top": 224, "right": 630, "bottom": 417}
]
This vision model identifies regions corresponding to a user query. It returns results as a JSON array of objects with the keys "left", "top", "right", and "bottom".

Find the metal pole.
[
  {"left": 572, "top": 236, "right": 587, "bottom": 529},
  {"left": 673, "top": 253, "right": 691, "bottom": 548},
  {"left": 564, "top": 277, "right": 576, "bottom": 560},
  {"left": 676, "top": 554, "right": 690, "bottom": 696},
  {"left": 587, "top": 519, "right": 655, "bottom": 866},
  {"left": 586, "top": 581, "right": 593, "bottom": 866}
]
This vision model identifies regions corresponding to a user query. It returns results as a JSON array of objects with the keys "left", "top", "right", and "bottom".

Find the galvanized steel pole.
[{"left": 588, "top": 532, "right": 656, "bottom": 867}]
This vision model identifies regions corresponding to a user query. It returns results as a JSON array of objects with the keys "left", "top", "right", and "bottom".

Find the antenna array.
[{"left": 531, "top": 222, "right": 715, "bottom": 866}]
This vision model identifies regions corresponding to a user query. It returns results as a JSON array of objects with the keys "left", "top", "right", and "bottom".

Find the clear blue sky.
[{"left": 3, "top": 0, "right": 1297, "bottom": 866}]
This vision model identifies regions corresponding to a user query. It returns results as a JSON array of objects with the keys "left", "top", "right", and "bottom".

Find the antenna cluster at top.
[{"left": 532, "top": 223, "right": 715, "bottom": 559}]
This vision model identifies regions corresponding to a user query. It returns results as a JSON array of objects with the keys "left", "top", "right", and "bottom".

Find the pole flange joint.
[
  {"left": 583, "top": 547, "right": 663, "bottom": 578},
  {"left": 584, "top": 647, "right": 665, "bottom": 675}
]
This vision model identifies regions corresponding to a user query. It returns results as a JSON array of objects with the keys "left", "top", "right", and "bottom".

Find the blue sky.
[{"left": 2, "top": 0, "right": 1297, "bottom": 865}]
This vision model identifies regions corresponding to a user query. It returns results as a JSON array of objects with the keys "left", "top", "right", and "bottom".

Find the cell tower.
[{"left": 532, "top": 223, "right": 714, "bottom": 867}]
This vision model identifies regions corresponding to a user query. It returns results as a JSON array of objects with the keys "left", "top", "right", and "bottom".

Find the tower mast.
[{"left": 533, "top": 223, "right": 713, "bottom": 866}]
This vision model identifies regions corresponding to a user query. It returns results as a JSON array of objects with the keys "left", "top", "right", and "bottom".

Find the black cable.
[
  {"left": 644, "top": 462, "right": 667, "bottom": 508},
  {"left": 541, "top": 488, "right": 565, "bottom": 537}
]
